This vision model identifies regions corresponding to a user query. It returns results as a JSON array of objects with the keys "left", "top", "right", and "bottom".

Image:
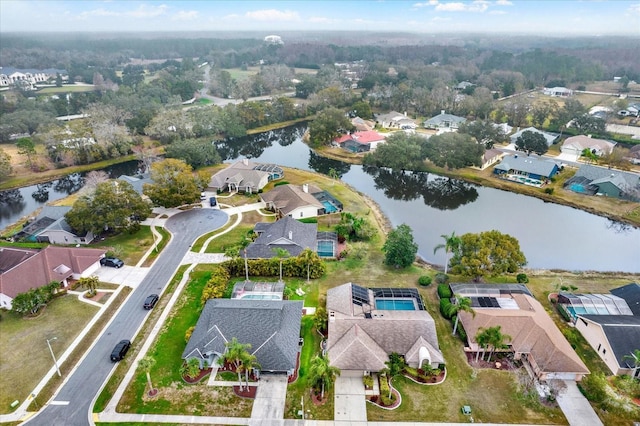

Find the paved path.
[
  {"left": 334, "top": 376, "right": 367, "bottom": 422},
  {"left": 92, "top": 265, "right": 150, "bottom": 287},
  {"left": 554, "top": 380, "right": 603, "bottom": 426},
  {"left": 250, "top": 375, "right": 289, "bottom": 425}
]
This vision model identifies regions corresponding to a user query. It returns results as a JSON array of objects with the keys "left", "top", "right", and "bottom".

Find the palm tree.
[
  {"left": 445, "top": 295, "right": 475, "bottom": 336},
  {"left": 180, "top": 357, "right": 201, "bottom": 380},
  {"left": 623, "top": 349, "right": 640, "bottom": 378},
  {"left": 433, "top": 231, "right": 460, "bottom": 274},
  {"left": 298, "top": 248, "right": 316, "bottom": 282},
  {"left": 224, "top": 337, "right": 252, "bottom": 391},
  {"left": 272, "top": 248, "right": 290, "bottom": 282},
  {"left": 328, "top": 168, "right": 340, "bottom": 185},
  {"left": 483, "top": 326, "right": 511, "bottom": 362},
  {"left": 243, "top": 352, "right": 260, "bottom": 389},
  {"left": 381, "top": 352, "right": 405, "bottom": 399},
  {"left": 307, "top": 354, "right": 341, "bottom": 400},
  {"left": 138, "top": 356, "right": 156, "bottom": 393},
  {"left": 475, "top": 329, "right": 490, "bottom": 363}
]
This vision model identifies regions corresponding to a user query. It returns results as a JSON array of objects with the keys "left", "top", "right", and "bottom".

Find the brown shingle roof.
[
  {"left": 260, "top": 184, "right": 323, "bottom": 216},
  {"left": 459, "top": 293, "right": 589, "bottom": 375}
]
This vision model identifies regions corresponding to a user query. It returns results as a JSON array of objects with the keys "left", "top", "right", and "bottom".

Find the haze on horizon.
[{"left": 1, "top": 0, "right": 639, "bottom": 36}]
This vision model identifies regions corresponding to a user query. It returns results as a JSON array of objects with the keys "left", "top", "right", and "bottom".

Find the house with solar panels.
[
  {"left": 451, "top": 283, "right": 589, "bottom": 382},
  {"left": 326, "top": 283, "right": 444, "bottom": 376}
]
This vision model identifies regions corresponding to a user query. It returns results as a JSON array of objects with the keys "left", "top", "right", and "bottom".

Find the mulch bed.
[
  {"left": 465, "top": 352, "right": 518, "bottom": 371},
  {"left": 288, "top": 351, "right": 301, "bottom": 384},
  {"left": 234, "top": 384, "right": 257, "bottom": 399},
  {"left": 404, "top": 369, "right": 446, "bottom": 384},
  {"left": 368, "top": 388, "right": 401, "bottom": 409},
  {"left": 310, "top": 389, "right": 329, "bottom": 406},
  {"left": 182, "top": 367, "right": 213, "bottom": 384}
]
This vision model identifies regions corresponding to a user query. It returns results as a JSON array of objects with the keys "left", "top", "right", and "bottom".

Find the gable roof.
[
  {"left": 117, "top": 174, "right": 153, "bottom": 195},
  {"left": 326, "top": 283, "right": 444, "bottom": 371},
  {"left": 580, "top": 315, "right": 640, "bottom": 369},
  {"left": 209, "top": 160, "right": 280, "bottom": 191},
  {"left": 494, "top": 154, "right": 558, "bottom": 177},
  {"left": 562, "top": 135, "right": 616, "bottom": 154},
  {"left": 510, "top": 127, "right": 558, "bottom": 146},
  {"left": 334, "top": 131, "right": 385, "bottom": 145},
  {"left": 424, "top": 110, "right": 466, "bottom": 127},
  {"left": 572, "top": 165, "right": 640, "bottom": 195},
  {"left": 182, "top": 299, "right": 303, "bottom": 372},
  {"left": 245, "top": 216, "right": 317, "bottom": 258},
  {"left": 459, "top": 293, "right": 589, "bottom": 376},
  {"left": 0, "top": 246, "right": 105, "bottom": 299},
  {"left": 610, "top": 283, "right": 640, "bottom": 316},
  {"left": 260, "top": 184, "right": 323, "bottom": 216}
]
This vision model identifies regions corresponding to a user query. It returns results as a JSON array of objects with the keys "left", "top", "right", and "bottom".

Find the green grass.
[
  {"left": 37, "top": 85, "right": 96, "bottom": 94},
  {"left": 116, "top": 265, "right": 253, "bottom": 418},
  {"left": 0, "top": 295, "right": 98, "bottom": 413},
  {"left": 142, "top": 227, "right": 171, "bottom": 267},
  {"left": 94, "top": 226, "right": 154, "bottom": 265}
]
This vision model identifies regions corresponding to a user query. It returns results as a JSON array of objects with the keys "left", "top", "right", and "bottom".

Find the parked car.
[
  {"left": 110, "top": 339, "right": 131, "bottom": 361},
  {"left": 143, "top": 294, "right": 159, "bottom": 310},
  {"left": 209, "top": 196, "right": 217, "bottom": 207},
  {"left": 200, "top": 192, "right": 207, "bottom": 200},
  {"left": 101, "top": 257, "right": 124, "bottom": 268}
]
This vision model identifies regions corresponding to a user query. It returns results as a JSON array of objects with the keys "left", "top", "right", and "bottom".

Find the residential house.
[
  {"left": 260, "top": 183, "right": 342, "bottom": 219},
  {"left": 625, "top": 145, "right": 640, "bottom": 165},
  {"left": 245, "top": 216, "right": 337, "bottom": 258},
  {"left": 333, "top": 130, "right": 386, "bottom": 153},
  {"left": 626, "top": 103, "right": 640, "bottom": 117},
  {"left": 351, "top": 117, "right": 375, "bottom": 132},
  {"left": 452, "top": 283, "right": 590, "bottom": 381},
  {"left": 423, "top": 110, "right": 466, "bottom": 133},
  {"left": 182, "top": 299, "right": 303, "bottom": 377},
  {"left": 563, "top": 164, "right": 640, "bottom": 201},
  {"left": 611, "top": 283, "right": 640, "bottom": 316},
  {"left": 575, "top": 315, "right": 640, "bottom": 378},
  {"left": 0, "top": 67, "right": 67, "bottom": 87},
  {"left": 0, "top": 246, "right": 105, "bottom": 309},
  {"left": 493, "top": 122, "right": 513, "bottom": 136},
  {"left": 117, "top": 174, "right": 153, "bottom": 195},
  {"left": 494, "top": 154, "right": 559, "bottom": 185},
  {"left": 15, "top": 206, "right": 94, "bottom": 245},
  {"left": 561, "top": 135, "right": 616, "bottom": 157},
  {"left": 375, "top": 111, "right": 417, "bottom": 130},
  {"left": 455, "top": 81, "right": 475, "bottom": 91},
  {"left": 543, "top": 87, "right": 573, "bottom": 97},
  {"left": 509, "top": 127, "right": 558, "bottom": 147},
  {"left": 473, "top": 148, "right": 505, "bottom": 171},
  {"left": 327, "top": 283, "right": 444, "bottom": 376},
  {"left": 208, "top": 159, "right": 284, "bottom": 193}
]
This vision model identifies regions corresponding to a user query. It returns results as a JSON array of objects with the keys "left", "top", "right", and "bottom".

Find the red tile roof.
[{"left": 334, "top": 131, "right": 384, "bottom": 145}]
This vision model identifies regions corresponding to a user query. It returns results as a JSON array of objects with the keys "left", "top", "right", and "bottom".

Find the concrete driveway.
[
  {"left": 249, "top": 374, "right": 288, "bottom": 426},
  {"left": 554, "top": 380, "right": 603, "bottom": 426},
  {"left": 93, "top": 265, "right": 149, "bottom": 287},
  {"left": 334, "top": 375, "right": 367, "bottom": 422}
]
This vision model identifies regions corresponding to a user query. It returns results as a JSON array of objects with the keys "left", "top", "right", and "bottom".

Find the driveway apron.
[
  {"left": 249, "top": 374, "right": 288, "bottom": 426},
  {"left": 554, "top": 380, "right": 603, "bottom": 426},
  {"left": 334, "top": 376, "right": 367, "bottom": 422}
]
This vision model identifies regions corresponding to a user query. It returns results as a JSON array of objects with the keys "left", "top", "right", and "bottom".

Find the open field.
[
  {"left": 0, "top": 295, "right": 98, "bottom": 413},
  {"left": 37, "top": 85, "right": 96, "bottom": 94}
]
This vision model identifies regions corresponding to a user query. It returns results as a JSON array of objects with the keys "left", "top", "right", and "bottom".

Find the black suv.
[
  {"left": 209, "top": 196, "right": 217, "bottom": 207},
  {"left": 143, "top": 294, "right": 159, "bottom": 310},
  {"left": 101, "top": 257, "right": 124, "bottom": 268},
  {"left": 110, "top": 339, "right": 131, "bottom": 362}
]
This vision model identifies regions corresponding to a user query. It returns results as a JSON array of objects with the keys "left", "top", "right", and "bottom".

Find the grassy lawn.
[
  {"left": 37, "top": 85, "right": 96, "bottom": 94},
  {"left": 203, "top": 211, "right": 273, "bottom": 254},
  {"left": 115, "top": 265, "right": 252, "bottom": 418},
  {"left": 93, "top": 226, "right": 154, "bottom": 266},
  {"left": 0, "top": 295, "right": 98, "bottom": 413},
  {"left": 142, "top": 227, "right": 171, "bottom": 267}
]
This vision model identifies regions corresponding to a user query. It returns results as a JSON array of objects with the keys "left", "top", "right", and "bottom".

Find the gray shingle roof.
[
  {"left": 510, "top": 127, "right": 558, "bottom": 146},
  {"left": 611, "top": 283, "right": 640, "bottom": 316},
  {"left": 260, "top": 184, "right": 323, "bottom": 216},
  {"left": 245, "top": 217, "right": 317, "bottom": 258},
  {"left": 424, "top": 111, "right": 466, "bottom": 127},
  {"left": 573, "top": 165, "right": 640, "bottom": 193},
  {"left": 182, "top": 299, "right": 303, "bottom": 372},
  {"left": 494, "top": 155, "right": 558, "bottom": 178},
  {"left": 580, "top": 315, "right": 640, "bottom": 368}
]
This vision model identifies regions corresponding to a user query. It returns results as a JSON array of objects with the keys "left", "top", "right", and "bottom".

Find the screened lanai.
[{"left": 557, "top": 292, "right": 634, "bottom": 322}]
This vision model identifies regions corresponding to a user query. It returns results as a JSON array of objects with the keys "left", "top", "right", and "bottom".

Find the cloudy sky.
[{"left": 1, "top": 0, "right": 639, "bottom": 35}]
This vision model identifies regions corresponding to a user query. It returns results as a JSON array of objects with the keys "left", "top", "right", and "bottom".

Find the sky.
[{"left": 1, "top": 0, "right": 639, "bottom": 35}]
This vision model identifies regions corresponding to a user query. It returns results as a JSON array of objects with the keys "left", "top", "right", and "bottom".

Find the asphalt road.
[{"left": 25, "top": 209, "right": 229, "bottom": 426}]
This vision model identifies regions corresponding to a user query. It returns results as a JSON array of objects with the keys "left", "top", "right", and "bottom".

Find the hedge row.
[
  {"left": 437, "top": 284, "right": 452, "bottom": 299},
  {"left": 201, "top": 265, "right": 231, "bottom": 304},
  {"left": 222, "top": 256, "right": 326, "bottom": 280},
  {"left": 440, "top": 298, "right": 453, "bottom": 319}
]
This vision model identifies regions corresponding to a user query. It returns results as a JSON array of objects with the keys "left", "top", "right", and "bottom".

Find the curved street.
[{"left": 24, "top": 209, "right": 229, "bottom": 426}]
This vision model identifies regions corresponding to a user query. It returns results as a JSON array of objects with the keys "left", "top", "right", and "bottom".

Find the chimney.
[
  {"left": 302, "top": 184, "right": 308, "bottom": 193},
  {"left": 441, "top": 110, "right": 445, "bottom": 115},
  {"left": 404, "top": 111, "right": 407, "bottom": 116},
  {"left": 587, "top": 134, "right": 592, "bottom": 138},
  {"left": 288, "top": 231, "right": 293, "bottom": 240},
  {"left": 242, "top": 158, "right": 249, "bottom": 165}
]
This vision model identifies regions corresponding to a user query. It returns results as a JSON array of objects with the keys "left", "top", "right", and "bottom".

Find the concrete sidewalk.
[
  {"left": 554, "top": 380, "right": 603, "bottom": 426},
  {"left": 334, "top": 376, "right": 367, "bottom": 422}
]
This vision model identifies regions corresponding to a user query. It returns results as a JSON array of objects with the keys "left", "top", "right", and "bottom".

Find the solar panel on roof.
[{"left": 352, "top": 284, "right": 370, "bottom": 306}]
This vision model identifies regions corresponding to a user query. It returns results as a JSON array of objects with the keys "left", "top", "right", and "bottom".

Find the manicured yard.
[
  {"left": 93, "top": 226, "right": 155, "bottom": 265},
  {"left": 0, "top": 295, "right": 98, "bottom": 413}
]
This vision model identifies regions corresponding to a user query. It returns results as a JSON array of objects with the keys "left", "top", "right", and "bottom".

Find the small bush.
[
  {"left": 435, "top": 273, "right": 449, "bottom": 284},
  {"left": 274, "top": 181, "right": 290, "bottom": 187},
  {"left": 516, "top": 273, "right": 529, "bottom": 283},
  {"left": 457, "top": 322, "right": 467, "bottom": 341},
  {"left": 440, "top": 298, "right": 453, "bottom": 319},
  {"left": 557, "top": 304, "right": 571, "bottom": 322},
  {"left": 437, "top": 284, "right": 452, "bottom": 299},
  {"left": 379, "top": 374, "right": 390, "bottom": 396},
  {"left": 418, "top": 275, "right": 432, "bottom": 286},
  {"left": 362, "top": 375, "right": 373, "bottom": 388},
  {"left": 185, "top": 326, "right": 195, "bottom": 343},
  {"left": 544, "top": 187, "right": 554, "bottom": 194},
  {"left": 578, "top": 372, "right": 608, "bottom": 403}
]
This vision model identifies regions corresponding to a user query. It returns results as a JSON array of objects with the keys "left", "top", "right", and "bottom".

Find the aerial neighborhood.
[{"left": 1, "top": 9, "right": 639, "bottom": 426}]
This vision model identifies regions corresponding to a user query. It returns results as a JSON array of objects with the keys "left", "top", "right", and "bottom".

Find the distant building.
[
  {"left": 543, "top": 87, "right": 573, "bottom": 97},
  {"left": 0, "top": 67, "right": 67, "bottom": 87},
  {"left": 264, "top": 35, "right": 283, "bottom": 45}
]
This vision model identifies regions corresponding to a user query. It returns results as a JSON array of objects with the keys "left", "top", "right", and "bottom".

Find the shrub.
[
  {"left": 578, "top": 372, "right": 608, "bottom": 403},
  {"left": 544, "top": 187, "right": 554, "bottom": 194},
  {"left": 418, "top": 275, "right": 432, "bottom": 286},
  {"left": 379, "top": 374, "right": 390, "bottom": 396},
  {"left": 274, "top": 181, "right": 290, "bottom": 187},
  {"left": 557, "top": 304, "right": 571, "bottom": 322},
  {"left": 435, "top": 273, "right": 449, "bottom": 284},
  {"left": 380, "top": 393, "right": 395, "bottom": 406},
  {"left": 440, "top": 298, "right": 453, "bottom": 319},
  {"left": 516, "top": 273, "right": 529, "bottom": 283},
  {"left": 437, "top": 284, "right": 452, "bottom": 299},
  {"left": 185, "top": 326, "right": 195, "bottom": 343},
  {"left": 362, "top": 375, "right": 373, "bottom": 388},
  {"left": 457, "top": 322, "right": 467, "bottom": 341}
]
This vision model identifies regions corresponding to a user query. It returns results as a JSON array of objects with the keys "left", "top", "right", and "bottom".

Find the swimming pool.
[
  {"left": 317, "top": 240, "right": 335, "bottom": 257},
  {"left": 238, "top": 293, "right": 282, "bottom": 300},
  {"left": 322, "top": 200, "right": 338, "bottom": 213},
  {"left": 375, "top": 299, "right": 416, "bottom": 310}
]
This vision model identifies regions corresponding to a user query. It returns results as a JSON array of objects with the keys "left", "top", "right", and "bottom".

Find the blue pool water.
[
  {"left": 317, "top": 240, "right": 335, "bottom": 257},
  {"left": 570, "top": 183, "right": 585, "bottom": 193},
  {"left": 375, "top": 299, "right": 416, "bottom": 310},
  {"left": 239, "top": 294, "right": 282, "bottom": 300},
  {"left": 322, "top": 200, "right": 338, "bottom": 213}
]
